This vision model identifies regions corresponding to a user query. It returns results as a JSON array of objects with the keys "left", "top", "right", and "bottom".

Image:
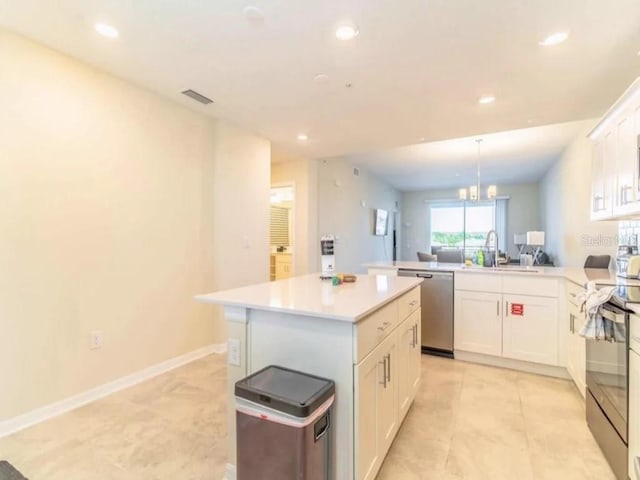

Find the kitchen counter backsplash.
[{"left": 619, "top": 220, "right": 640, "bottom": 248}]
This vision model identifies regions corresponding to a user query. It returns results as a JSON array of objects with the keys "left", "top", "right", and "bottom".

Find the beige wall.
[
  {"left": 318, "top": 158, "right": 401, "bottom": 274},
  {"left": 0, "top": 30, "right": 269, "bottom": 421},
  {"left": 271, "top": 154, "right": 319, "bottom": 275},
  {"left": 210, "top": 122, "right": 271, "bottom": 338},
  {"left": 401, "top": 183, "right": 541, "bottom": 260},
  {"left": 540, "top": 119, "right": 618, "bottom": 267}
]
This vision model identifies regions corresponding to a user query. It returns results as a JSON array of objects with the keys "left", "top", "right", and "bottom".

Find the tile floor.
[{"left": 0, "top": 353, "right": 616, "bottom": 480}]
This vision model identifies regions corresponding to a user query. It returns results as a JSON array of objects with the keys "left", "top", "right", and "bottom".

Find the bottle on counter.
[{"left": 477, "top": 250, "right": 484, "bottom": 267}]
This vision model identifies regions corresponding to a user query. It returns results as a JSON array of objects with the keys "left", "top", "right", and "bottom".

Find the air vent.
[
  {"left": 353, "top": 167, "right": 360, "bottom": 177},
  {"left": 181, "top": 89, "right": 213, "bottom": 105}
]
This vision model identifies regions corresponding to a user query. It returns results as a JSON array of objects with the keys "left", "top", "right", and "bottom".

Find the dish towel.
[{"left": 576, "top": 281, "right": 616, "bottom": 340}]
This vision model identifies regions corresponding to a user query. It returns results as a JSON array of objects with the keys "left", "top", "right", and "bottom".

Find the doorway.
[{"left": 270, "top": 185, "right": 294, "bottom": 281}]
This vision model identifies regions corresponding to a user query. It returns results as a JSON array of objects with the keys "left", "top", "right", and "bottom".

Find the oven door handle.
[{"left": 600, "top": 306, "right": 627, "bottom": 324}]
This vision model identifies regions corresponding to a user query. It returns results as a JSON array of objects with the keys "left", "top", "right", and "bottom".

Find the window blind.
[{"left": 270, "top": 206, "right": 290, "bottom": 246}]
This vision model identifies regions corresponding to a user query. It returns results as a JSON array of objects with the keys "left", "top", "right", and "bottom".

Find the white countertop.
[
  {"left": 364, "top": 261, "right": 640, "bottom": 287},
  {"left": 195, "top": 273, "right": 423, "bottom": 323}
]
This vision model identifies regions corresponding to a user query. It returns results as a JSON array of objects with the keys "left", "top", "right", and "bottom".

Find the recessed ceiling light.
[
  {"left": 297, "top": 134, "right": 308, "bottom": 141},
  {"left": 336, "top": 24, "right": 359, "bottom": 40},
  {"left": 243, "top": 6, "right": 265, "bottom": 27},
  {"left": 95, "top": 23, "right": 119, "bottom": 39},
  {"left": 478, "top": 95, "right": 496, "bottom": 105},
  {"left": 539, "top": 31, "right": 569, "bottom": 46},
  {"left": 314, "top": 74, "right": 329, "bottom": 85}
]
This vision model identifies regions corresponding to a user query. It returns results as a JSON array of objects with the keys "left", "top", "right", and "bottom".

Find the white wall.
[
  {"left": 318, "top": 158, "right": 401, "bottom": 274},
  {"left": 0, "top": 30, "right": 269, "bottom": 421},
  {"left": 401, "top": 183, "right": 541, "bottom": 261},
  {"left": 271, "top": 154, "right": 319, "bottom": 275},
  {"left": 540, "top": 119, "right": 618, "bottom": 267}
]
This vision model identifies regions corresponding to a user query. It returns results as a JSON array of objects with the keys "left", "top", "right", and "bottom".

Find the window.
[{"left": 430, "top": 200, "right": 506, "bottom": 258}]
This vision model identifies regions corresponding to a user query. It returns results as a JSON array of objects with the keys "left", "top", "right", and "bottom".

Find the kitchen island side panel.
[{"left": 249, "top": 309, "right": 355, "bottom": 480}]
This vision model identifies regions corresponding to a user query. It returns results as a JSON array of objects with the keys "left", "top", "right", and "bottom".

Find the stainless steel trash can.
[{"left": 235, "top": 365, "right": 335, "bottom": 480}]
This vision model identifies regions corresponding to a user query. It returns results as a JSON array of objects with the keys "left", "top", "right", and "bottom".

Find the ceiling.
[
  {"left": 346, "top": 119, "right": 592, "bottom": 191},
  {"left": 1, "top": 0, "right": 639, "bottom": 164}
]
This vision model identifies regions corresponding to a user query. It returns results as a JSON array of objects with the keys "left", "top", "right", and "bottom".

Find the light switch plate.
[{"left": 228, "top": 339, "right": 241, "bottom": 366}]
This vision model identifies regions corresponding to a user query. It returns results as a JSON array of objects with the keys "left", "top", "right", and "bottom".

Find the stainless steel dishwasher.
[{"left": 398, "top": 269, "right": 454, "bottom": 357}]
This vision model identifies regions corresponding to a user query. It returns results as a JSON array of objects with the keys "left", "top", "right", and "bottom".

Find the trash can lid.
[{"left": 235, "top": 365, "right": 335, "bottom": 418}]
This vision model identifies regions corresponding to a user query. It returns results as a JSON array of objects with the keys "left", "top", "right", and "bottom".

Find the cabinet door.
[
  {"left": 502, "top": 294, "right": 559, "bottom": 366},
  {"left": 354, "top": 347, "right": 383, "bottom": 480},
  {"left": 454, "top": 291, "right": 502, "bottom": 355},
  {"left": 635, "top": 104, "right": 640, "bottom": 206},
  {"left": 397, "top": 309, "right": 421, "bottom": 421},
  {"left": 613, "top": 113, "right": 637, "bottom": 216},
  {"left": 378, "top": 332, "right": 399, "bottom": 456},
  {"left": 629, "top": 350, "right": 640, "bottom": 480},
  {"left": 409, "top": 309, "right": 422, "bottom": 398},
  {"left": 567, "top": 304, "right": 586, "bottom": 397},
  {"left": 591, "top": 138, "right": 606, "bottom": 220}
]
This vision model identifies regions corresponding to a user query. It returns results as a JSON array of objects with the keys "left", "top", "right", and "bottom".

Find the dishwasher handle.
[{"left": 417, "top": 273, "right": 433, "bottom": 279}]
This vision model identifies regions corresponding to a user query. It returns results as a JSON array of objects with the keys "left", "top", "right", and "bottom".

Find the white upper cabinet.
[{"left": 590, "top": 77, "right": 640, "bottom": 220}]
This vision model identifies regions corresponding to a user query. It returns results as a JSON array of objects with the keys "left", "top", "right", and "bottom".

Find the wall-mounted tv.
[{"left": 374, "top": 208, "right": 389, "bottom": 236}]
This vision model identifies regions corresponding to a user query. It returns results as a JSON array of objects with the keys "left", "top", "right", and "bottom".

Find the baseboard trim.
[
  {"left": 454, "top": 350, "right": 571, "bottom": 379},
  {"left": 0, "top": 343, "right": 226, "bottom": 439}
]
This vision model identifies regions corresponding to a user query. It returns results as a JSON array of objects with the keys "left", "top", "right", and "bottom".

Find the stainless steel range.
[{"left": 586, "top": 287, "right": 635, "bottom": 480}]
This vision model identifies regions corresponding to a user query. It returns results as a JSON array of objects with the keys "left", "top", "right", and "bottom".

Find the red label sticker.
[{"left": 511, "top": 303, "right": 524, "bottom": 316}]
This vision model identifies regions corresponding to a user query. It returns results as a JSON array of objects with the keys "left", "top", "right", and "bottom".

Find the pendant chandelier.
[{"left": 458, "top": 138, "right": 497, "bottom": 201}]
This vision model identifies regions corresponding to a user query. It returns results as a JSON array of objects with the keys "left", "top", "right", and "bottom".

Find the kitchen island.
[{"left": 196, "top": 273, "right": 423, "bottom": 480}]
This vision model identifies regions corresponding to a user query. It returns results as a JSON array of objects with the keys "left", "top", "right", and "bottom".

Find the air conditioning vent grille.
[{"left": 181, "top": 89, "right": 213, "bottom": 105}]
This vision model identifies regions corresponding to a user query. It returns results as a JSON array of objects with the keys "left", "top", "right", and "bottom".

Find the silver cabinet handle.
[
  {"left": 377, "top": 321, "right": 391, "bottom": 332},
  {"left": 632, "top": 336, "right": 640, "bottom": 344},
  {"left": 379, "top": 357, "right": 387, "bottom": 388},
  {"left": 496, "top": 299, "right": 499, "bottom": 316},
  {"left": 505, "top": 301, "right": 509, "bottom": 317},
  {"left": 386, "top": 353, "right": 391, "bottom": 383},
  {"left": 409, "top": 300, "right": 418, "bottom": 307},
  {"left": 410, "top": 324, "right": 416, "bottom": 348},
  {"left": 621, "top": 185, "right": 632, "bottom": 205},
  {"left": 414, "top": 324, "right": 418, "bottom": 348},
  {"left": 570, "top": 313, "right": 574, "bottom": 334}
]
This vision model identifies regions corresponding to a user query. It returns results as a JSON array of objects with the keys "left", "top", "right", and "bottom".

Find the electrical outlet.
[
  {"left": 90, "top": 330, "right": 103, "bottom": 350},
  {"left": 228, "top": 338, "right": 241, "bottom": 366}
]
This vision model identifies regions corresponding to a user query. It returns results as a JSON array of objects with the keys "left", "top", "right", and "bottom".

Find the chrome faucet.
[{"left": 484, "top": 230, "right": 499, "bottom": 267}]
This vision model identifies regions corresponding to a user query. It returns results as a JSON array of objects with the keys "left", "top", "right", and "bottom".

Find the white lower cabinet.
[
  {"left": 454, "top": 274, "right": 561, "bottom": 367},
  {"left": 630, "top": 348, "right": 640, "bottom": 480},
  {"left": 354, "top": 287, "right": 421, "bottom": 480},
  {"left": 454, "top": 291, "right": 502, "bottom": 356},
  {"left": 567, "top": 303, "right": 586, "bottom": 397},
  {"left": 502, "top": 294, "right": 559, "bottom": 365},
  {"left": 397, "top": 309, "right": 421, "bottom": 419},
  {"left": 355, "top": 326, "right": 398, "bottom": 480}
]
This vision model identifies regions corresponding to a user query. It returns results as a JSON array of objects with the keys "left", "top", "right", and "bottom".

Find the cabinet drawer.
[
  {"left": 631, "top": 315, "right": 640, "bottom": 354},
  {"left": 354, "top": 301, "right": 399, "bottom": 363},
  {"left": 398, "top": 287, "right": 420, "bottom": 319},
  {"left": 567, "top": 281, "right": 584, "bottom": 307},
  {"left": 502, "top": 276, "right": 559, "bottom": 298},
  {"left": 455, "top": 273, "right": 502, "bottom": 293}
]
